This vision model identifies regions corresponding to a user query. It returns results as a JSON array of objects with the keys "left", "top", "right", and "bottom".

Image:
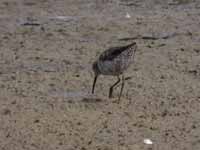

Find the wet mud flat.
[{"left": 0, "top": 0, "right": 200, "bottom": 150}]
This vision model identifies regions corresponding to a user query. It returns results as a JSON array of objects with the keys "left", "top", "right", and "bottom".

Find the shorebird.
[{"left": 92, "top": 42, "right": 137, "bottom": 101}]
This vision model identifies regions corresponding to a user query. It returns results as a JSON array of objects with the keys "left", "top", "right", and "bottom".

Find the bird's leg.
[
  {"left": 109, "top": 76, "right": 120, "bottom": 98},
  {"left": 118, "top": 75, "right": 125, "bottom": 102}
]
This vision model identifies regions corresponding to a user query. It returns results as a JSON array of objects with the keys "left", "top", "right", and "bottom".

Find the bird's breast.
[{"left": 97, "top": 56, "right": 132, "bottom": 76}]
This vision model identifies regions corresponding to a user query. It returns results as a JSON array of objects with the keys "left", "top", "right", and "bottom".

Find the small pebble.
[
  {"left": 125, "top": 12, "right": 131, "bottom": 18},
  {"left": 144, "top": 139, "right": 153, "bottom": 145}
]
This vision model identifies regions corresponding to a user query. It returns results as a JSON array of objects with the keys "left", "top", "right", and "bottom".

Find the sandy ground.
[{"left": 0, "top": 0, "right": 200, "bottom": 150}]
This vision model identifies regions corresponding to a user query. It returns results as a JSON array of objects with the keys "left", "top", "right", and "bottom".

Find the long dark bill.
[{"left": 92, "top": 75, "right": 98, "bottom": 94}]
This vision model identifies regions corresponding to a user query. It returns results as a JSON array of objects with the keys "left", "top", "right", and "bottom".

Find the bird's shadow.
[{"left": 81, "top": 97, "right": 104, "bottom": 103}]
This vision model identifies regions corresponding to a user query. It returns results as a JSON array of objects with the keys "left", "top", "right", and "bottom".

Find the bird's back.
[{"left": 97, "top": 42, "right": 137, "bottom": 75}]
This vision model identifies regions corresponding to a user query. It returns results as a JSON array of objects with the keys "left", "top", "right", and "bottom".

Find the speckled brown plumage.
[{"left": 92, "top": 42, "right": 137, "bottom": 101}]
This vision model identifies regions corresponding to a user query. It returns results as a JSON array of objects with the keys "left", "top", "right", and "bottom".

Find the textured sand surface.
[{"left": 0, "top": 0, "right": 200, "bottom": 150}]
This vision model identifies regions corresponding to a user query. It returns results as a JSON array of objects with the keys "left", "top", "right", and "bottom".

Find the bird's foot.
[
  {"left": 112, "top": 99, "right": 120, "bottom": 104},
  {"left": 109, "top": 94, "right": 113, "bottom": 99}
]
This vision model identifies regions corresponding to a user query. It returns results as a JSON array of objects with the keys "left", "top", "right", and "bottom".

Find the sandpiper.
[{"left": 92, "top": 42, "right": 137, "bottom": 101}]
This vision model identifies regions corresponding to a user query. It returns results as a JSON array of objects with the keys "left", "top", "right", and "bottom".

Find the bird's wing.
[
  {"left": 99, "top": 46, "right": 127, "bottom": 61},
  {"left": 99, "top": 42, "right": 136, "bottom": 61}
]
